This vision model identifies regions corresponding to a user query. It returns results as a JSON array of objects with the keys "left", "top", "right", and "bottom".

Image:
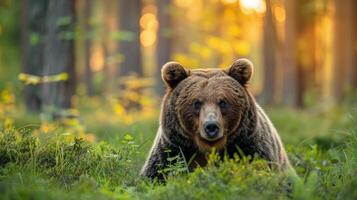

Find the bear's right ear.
[
  {"left": 226, "top": 58, "right": 253, "bottom": 86},
  {"left": 161, "top": 61, "right": 189, "bottom": 89}
]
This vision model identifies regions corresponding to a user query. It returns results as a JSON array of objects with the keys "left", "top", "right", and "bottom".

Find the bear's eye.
[
  {"left": 219, "top": 100, "right": 227, "bottom": 109},
  {"left": 193, "top": 100, "right": 202, "bottom": 110}
]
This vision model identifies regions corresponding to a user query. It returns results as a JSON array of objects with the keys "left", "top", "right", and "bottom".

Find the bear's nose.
[{"left": 204, "top": 121, "right": 220, "bottom": 138}]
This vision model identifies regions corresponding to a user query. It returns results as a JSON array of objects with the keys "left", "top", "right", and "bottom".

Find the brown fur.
[{"left": 141, "top": 59, "right": 294, "bottom": 180}]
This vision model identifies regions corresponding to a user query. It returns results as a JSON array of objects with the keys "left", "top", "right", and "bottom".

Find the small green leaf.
[
  {"left": 30, "top": 32, "right": 40, "bottom": 45},
  {"left": 111, "top": 31, "right": 136, "bottom": 41},
  {"left": 123, "top": 134, "right": 134, "bottom": 141},
  {"left": 57, "top": 16, "right": 72, "bottom": 27},
  {"left": 60, "top": 31, "right": 75, "bottom": 40}
]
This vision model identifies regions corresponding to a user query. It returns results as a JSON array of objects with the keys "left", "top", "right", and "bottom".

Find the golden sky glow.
[{"left": 239, "top": 0, "right": 266, "bottom": 14}]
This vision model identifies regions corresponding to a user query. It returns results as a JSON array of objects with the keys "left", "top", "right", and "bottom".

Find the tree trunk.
[
  {"left": 42, "top": 0, "right": 76, "bottom": 116},
  {"left": 332, "top": 0, "right": 357, "bottom": 101},
  {"left": 118, "top": 0, "right": 142, "bottom": 77},
  {"left": 102, "top": 0, "right": 117, "bottom": 94},
  {"left": 342, "top": 0, "right": 357, "bottom": 93},
  {"left": 21, "top": 0, "right": 48, "bottom": 112},
  {"left": 282, "top": 0, "right": 299, "bottom": 107},
  {"left": 260, "top": 0, "right": 277, "bottom": 105},
  {"left": 102, "top": 39, "right": 110, "bottom": 91},
  {"left": 332, "top": 0, "right": 347, "bottom": 102},
  {"left": 156, "top": 0, "right": 172, "bottom": 95},
  {"left": 352, "top": 0, "right": 357, "bottom": 90},
  {"left": 84, "top": 0, "right": 94, "bottom": 96},
  {"left": 295, "top": 0, "right": 316, "bottom": 108}
]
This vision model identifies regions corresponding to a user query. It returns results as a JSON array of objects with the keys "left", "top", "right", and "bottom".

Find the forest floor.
[{"left": 0, "top": 98, "right": 356, "bottom": 200}]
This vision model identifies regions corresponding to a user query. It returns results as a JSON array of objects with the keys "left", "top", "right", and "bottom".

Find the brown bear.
[{"left": 141, "top": 58, "right": 293, "bottom": 180}]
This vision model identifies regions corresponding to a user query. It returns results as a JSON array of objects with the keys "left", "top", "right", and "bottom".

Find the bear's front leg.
[
  {"left": 140, "top": 151, "right": 165, "bottom": 180},
  {"left": 140, "top": 134, "right": 172, "bottom": 181}
]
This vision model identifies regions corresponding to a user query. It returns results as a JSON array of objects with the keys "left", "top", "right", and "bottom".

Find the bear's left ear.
[
  {"left": 226, "top": 58, "right": 253, "bottom": 86},
  {"left": 161, "top": 61, "right": 189, "bottom": 89}
]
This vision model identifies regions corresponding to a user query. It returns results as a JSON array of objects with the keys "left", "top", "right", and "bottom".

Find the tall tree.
[
  {"left": 42, "top": 0, "right": 76, "bottom": 116},
  {"left": 118, "top": 0, "right": 142, "bottom": 77},
  {"left": 102, "top": 0, "right": 117, "bottom": 93},
  {"left": 333, "top": 0, "right": 357, "bottom": 101},
  {"left": 332, "top": 0, "right": 346, "bottom": 102},
  {"left": 84, "top": 0, "right": 94, "bottom": 96},
  {"left": 260, "top": 0, "right": 277, "bottom": 105},
  {"left": 340, "top": 0, "right": 357, "bottom": 94},
  {"left": 156, "top": 0, "right": 172, "bottom": 95},
  {"left": 351, "top": 0, "right": 357, "bottom": 90},
  {"left": 282, "top": 0, "right": 299, "bottom": 106},
  {"left": 21, "top": 0, "right": 48, "bottom": 112},
  {"left": 295, "top": 0, "right": 317, "bottom": 107}
]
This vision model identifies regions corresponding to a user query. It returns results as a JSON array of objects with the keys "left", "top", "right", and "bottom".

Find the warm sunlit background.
[
  {"left": 0, "top": 0, "right": 356, "bottom": 140},
  {"left": 0, "top": 2, "right": 357, "bottom": 198}
]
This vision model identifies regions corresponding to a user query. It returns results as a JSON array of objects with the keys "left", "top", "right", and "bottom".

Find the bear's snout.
[
  {"left": 203, "top": 121, "right": 220, "bottom": 139},
  {"left": 199, "top": 104, "right": 224, "bottom": 143}
]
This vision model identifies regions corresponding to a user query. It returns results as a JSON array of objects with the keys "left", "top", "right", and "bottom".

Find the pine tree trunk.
[
  {"left": 353, "top": 1, "right": 357, "bottom": 90},
  {"left": 295, "top": 0, "right": 316, "bottom": 108},
  {"left": 282, "top": 0, "right": 299, "bottom": 107},
  {"left": 21, "top": 0, "right": 48, "bottom": 112},
  {"left": 332, "top": 0, "right": 347, "bottom": 102},
  {"left": 84, "top": 0, "right": 94, "bottom": 96},
  {"left": 102, "top": 0, "right": 117, "bottom": 93},
  {"left": 118, "top": 0, "right": 142, "bottom": 77},
  {"left": 343, "top": 0, "right": 357, "bottom": 93},
  {"left": 260, "top": 0, "right": 277, "bottom": 105},
  {"left": 332, "top": 0, "right": 357, "bottom": 101},
  {"left": 156, "top": 0, "right": 172, "bottom": 95},
  {"left": 42, "top": 0, "right": 76, "bottom": 116}
]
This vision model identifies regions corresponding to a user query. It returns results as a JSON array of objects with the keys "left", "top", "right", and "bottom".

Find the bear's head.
[{"left": 162, "top": 59, "right": 254, "bottom": 152}]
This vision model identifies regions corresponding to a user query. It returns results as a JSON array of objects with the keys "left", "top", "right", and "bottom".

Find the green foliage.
[
  {"left": 0, "top": 93, "right": 356, "bottom": 200},
  {"left": 30, "top": 33, "right": 40, "bottom": 46},
  {"left": 111, "top": 31, "right": 137, "bottom": 42},
  {"left": 0, "top": 105, "right": 356, "bottom": 200},
  {"left": 0, "top": 128, "right": 139, "bottom": 188}
]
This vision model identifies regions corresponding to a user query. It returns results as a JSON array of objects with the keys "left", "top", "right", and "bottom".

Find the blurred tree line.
[{"left": 0, "top": 0, "right": 356, "bottom": 118}]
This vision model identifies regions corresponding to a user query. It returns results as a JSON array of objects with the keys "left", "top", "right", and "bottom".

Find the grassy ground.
[{"left": 0, "top": 100, "right": 356, "bottom": 199}]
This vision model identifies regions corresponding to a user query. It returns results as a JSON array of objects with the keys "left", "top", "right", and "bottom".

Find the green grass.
[{"left": 0, "top": 104, "right": 356, "bottom": 200}]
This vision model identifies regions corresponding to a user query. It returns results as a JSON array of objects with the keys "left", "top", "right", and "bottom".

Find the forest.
[{"left": 0, "top": 0, "right": 356, "bottom": 199}]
